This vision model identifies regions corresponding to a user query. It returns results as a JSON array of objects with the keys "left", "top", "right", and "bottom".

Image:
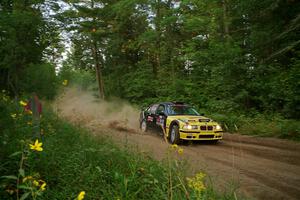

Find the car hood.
[{"left": 169, "top": 115, "right": 212, "bottom": 123}]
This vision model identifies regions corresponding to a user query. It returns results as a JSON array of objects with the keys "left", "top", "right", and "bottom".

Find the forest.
[
  {"left": 1, "top": 1, "right": 300, "bottom": 200},
  {"left": 0, "top": 0, "right": 299, "bottom": 134}
]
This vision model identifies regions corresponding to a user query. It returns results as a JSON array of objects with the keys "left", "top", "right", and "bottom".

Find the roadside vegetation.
[
  {"left": 210, "top": 113, "right": 300, "bottom": 140},
  {"left": 0, "top": 91, "right": 239, "bottom": 199}
]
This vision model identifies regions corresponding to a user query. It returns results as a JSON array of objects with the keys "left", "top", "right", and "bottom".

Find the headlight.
[
  {"left": 215, "top": 125, "right": 222, "bottom": 130},
  {"left": 183, "top": 125, "right": 198, "bottom": 130}
]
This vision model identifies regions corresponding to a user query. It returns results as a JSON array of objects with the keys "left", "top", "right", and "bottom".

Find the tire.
[
  {"left": 140, "top": 119, "right": 147, "bottom": 132},
  {"left": 169, "top": 125, "right": 181, "bottom": 144}
]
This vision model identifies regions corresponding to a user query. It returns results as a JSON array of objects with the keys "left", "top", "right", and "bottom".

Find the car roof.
[{"left": 157, "top": 102, "right": 190, "bottom": 106}]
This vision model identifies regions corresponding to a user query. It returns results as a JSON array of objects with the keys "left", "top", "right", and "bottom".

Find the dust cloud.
[{"left": 53, "top": 87, "right": 140, "bottom": 132}]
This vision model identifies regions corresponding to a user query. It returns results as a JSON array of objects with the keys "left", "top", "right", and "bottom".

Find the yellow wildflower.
[
  {"left": 178, "top": 148, "right": 184, "bottom": 155},
  {"left": 33, "top": 180, "right": 39, "bottom": 187},
  {"left": 195, "top": 172, "right": 206, "bottom": 180},
  {"left": 40, "top": 182, "right": 46, "bottom": 191},
  {"left": 23, "top": 176, "right": 33, "bottom": 182},
  {"left": 170, "top": 144, "right": 178, "bottom": 149},
  {"left": 11, "top": 113, "right": 17, "bottom": 119},
  {"left": 62, "top": 79, "right": 68, "bottom": 86},
  {"left": 19, "top": 100, "right": 27, "bottom": 106},
  {"left": 77, "top": 191, "right": 85, "bottom": 200},
  {"left": 186, "top": 172, "right": 206, "bottom": 193},
  {"left": 26, "top": 110, "right": 33, "bottom": 115},
  {"left": 29, "top": 139, "right": 43, "bottom": 152}
]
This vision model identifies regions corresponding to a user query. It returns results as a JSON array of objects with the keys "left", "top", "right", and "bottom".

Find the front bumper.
[{"left": 179, "top": 130, "right": 223, "bottom": 140}]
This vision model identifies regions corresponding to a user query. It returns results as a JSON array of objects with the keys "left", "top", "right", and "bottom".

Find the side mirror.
[{"left": 201, "top": 113, "right": 205, "bottom": 116}]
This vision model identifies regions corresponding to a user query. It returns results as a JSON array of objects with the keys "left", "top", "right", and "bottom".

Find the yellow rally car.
[{"left": 139, "top": 102, "right": 223, "bottom": 144}]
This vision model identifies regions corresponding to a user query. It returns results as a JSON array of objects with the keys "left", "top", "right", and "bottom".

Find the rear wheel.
[
  {"left": 170, "top": 125, "right": 181, "bottom": 144},
  {"left": 140, "top": 120, "right": 147, "bottom": 132}
]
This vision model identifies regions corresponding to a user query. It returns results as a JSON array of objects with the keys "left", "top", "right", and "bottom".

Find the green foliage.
[
  {"left": 59, "top": 64, "right": 96, "bottom": 90},
  {"left": 209, "top": 112, "right": 300, "bottom": 141},
  {"left": 0, "top": 0, "right": 59, "bottom": 99},
  {"left": 121, "top": 63, "right": 157, "bottom": 103},
  {"left": 0, "top": 91, "right": 47, "bottom": 200},
  {"left": 20, "top": 63, "right": 58, "bottom": 100}
]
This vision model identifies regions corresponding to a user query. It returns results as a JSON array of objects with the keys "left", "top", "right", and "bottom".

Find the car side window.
[
  {"left": 167, "top": 105, "right": 174, "bottom": 115},
  {"left": 156, "top": 105, "right": 165, "bottom": 114},
  {"left": 150, "top": 104, "right": 158, "bottom": 114}
]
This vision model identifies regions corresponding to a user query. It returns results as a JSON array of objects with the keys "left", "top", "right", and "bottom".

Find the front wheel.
[
  {"left": 140, "top": 119, "right": 147, "bottom": 132},
  {"left": 169, "top": 125, "right": 181, "bottom": 144}
]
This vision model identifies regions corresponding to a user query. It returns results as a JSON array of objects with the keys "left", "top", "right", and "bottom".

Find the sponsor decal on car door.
[{"left": 147, "top": 116, "right": 154, "bottom": 122}]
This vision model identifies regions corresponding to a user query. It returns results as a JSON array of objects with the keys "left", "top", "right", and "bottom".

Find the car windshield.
[{"left": 167, "top": 105, "right": 200, "bottom": 116}]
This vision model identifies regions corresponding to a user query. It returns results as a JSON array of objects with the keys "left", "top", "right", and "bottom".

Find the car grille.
[
  {"left": 199, "top": 135, "right": 214, "bottom": 138},
  {"left": 200, "top": 125, "right": 213, "bottom": 131}
]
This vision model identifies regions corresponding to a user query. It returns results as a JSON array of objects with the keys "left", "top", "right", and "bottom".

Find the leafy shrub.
[
  {"left": 59, "top": 66, "right": 96, "bottom": 91},
  {"left": 210, "top": 111, "right": 300, "bottom": 140},
  {"left": 20, "top": 63, "right": 58, "bottom": 100}
]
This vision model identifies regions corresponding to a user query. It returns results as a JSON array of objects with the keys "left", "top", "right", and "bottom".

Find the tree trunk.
[
  {"left": 154, "top": 0, "right": 162, "bottom": 77},
  {"left": 92, "top": 42, "right": 105, "bottom": 99},
  {"left": 91, "top": 0, "right": 104, "bottom": 99}
]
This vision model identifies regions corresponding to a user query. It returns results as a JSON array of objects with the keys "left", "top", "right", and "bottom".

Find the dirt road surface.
[{"left": 54, "top": 88, "right": 300, "bottom": 200}]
